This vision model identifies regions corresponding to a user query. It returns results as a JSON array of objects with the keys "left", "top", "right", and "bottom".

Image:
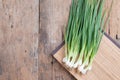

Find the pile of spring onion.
[{"left": 62, "top": 0, "right": 112, "bottom": 74}]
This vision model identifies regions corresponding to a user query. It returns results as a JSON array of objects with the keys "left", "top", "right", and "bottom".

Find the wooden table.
[{"left": 0, "top": 0, "right": 120, "bottom": 80}]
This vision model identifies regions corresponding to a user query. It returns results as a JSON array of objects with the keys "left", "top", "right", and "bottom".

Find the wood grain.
[
  {"left": 53, "top": 35, "right": 120, "bottom": 80},
  {"left": 0, "top": 0, "right": 39, "bottom": 80},
  {"left": 0, "top": 0, "right": 119, "bottom": 80}
]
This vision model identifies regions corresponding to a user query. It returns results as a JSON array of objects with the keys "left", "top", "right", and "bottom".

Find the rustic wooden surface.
[
  {"left": 0, "top": 0, "right": 39, "bottom": 80},
  {"left": 53, "top": 35, "right": 120, "bottom": 80},
  {"left": 0, "top": 0, "right": 119, "bottom": 80}
]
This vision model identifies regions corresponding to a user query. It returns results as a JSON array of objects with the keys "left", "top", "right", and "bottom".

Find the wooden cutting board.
[{"left": 53, "top": 35, "right": 120, "bottom": 80}]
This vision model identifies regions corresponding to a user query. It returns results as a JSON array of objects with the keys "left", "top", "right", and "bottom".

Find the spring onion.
[{"left": 62, "top": 0, "right": 112, "bottom": 74}]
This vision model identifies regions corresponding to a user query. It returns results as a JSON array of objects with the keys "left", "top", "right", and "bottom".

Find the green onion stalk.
[{"left": 62, "top": 0, "right": 112, "bottom": 74}]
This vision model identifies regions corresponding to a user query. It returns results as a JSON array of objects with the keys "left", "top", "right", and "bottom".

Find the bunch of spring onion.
[{"left": 62, "top": 0, "right": 112, "bottom": 74}]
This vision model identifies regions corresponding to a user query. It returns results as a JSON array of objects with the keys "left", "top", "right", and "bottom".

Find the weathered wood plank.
[
  {"left": 0, "top": 0, "right": 39, "bottom": 80},
  {"left": 39, "top": 0, "right": 75, "bottom": 80}
]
